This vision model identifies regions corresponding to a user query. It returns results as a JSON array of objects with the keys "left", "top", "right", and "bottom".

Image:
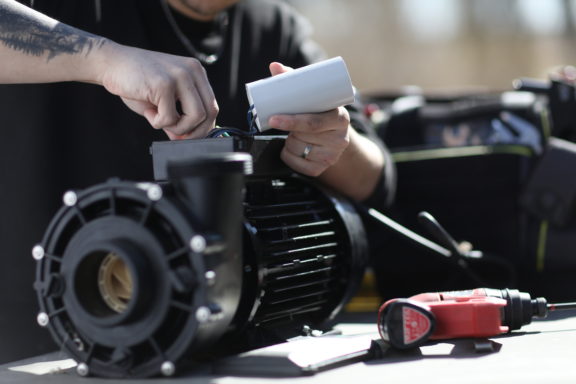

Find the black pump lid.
[{"left": 167, "top": 152, "right": 253, "bottom": 178}]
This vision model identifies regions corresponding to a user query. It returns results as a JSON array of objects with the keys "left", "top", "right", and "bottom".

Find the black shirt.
[{"left": 0, "top": 0, "right": 394, "bottom": 363}]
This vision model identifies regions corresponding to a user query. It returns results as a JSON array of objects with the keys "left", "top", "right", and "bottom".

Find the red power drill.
[{"left": 378, "top": 288, "right": 576, "bottom": 349}]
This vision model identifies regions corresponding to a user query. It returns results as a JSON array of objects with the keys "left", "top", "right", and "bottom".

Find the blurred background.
[{"left": 285, "top": 0, "right": 576, "bottom": 94}]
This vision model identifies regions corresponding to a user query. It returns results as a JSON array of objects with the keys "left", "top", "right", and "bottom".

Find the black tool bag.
[
  {"left": 519, "top": 137, "right": 576, "bottom": 301},
  {"left": 366, "top": 89, "right": 576, "bottom": 301}
]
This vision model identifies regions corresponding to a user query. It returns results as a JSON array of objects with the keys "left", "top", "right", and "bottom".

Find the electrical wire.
[{"left": 205, "top": 105, "right": 260, "bottom": 138}]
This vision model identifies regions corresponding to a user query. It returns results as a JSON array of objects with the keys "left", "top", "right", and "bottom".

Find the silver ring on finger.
[{"left": 301, "top": 144, "right": 313, "bottom": 160}]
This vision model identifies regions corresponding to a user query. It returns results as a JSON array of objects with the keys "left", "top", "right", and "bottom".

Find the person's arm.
[
  {"left": 0, "top": 0, "right": 217, "bottom": 139},
  {"left": 268, "top": 62, "right": 385, "bottom": 201}
]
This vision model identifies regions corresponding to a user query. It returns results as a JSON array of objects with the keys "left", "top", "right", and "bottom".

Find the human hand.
[
  {"left": 97, "top": 43, "right": 218, "bottom": 140},
  {"left": 267, "top": 62, "right": 351, "bottom": 177}
]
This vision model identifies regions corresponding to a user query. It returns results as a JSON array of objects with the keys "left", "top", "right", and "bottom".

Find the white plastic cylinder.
[{"left": 245, "top": 56, "right": 355, "bottom": 131}]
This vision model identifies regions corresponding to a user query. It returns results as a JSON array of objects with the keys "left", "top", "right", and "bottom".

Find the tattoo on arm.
[{"left": 0, "top": 3, "right": 106, "bottom": 61}]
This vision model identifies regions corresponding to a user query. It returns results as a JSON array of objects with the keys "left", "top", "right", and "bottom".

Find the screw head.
[
  {"left": 205, "top": 270, "right": 216, "bottom": 286},
  {"left": 190, "top": 235, "right": 206, "bottom": 253},
  {"left": 73, "top": 337, "right": 85, "bottom": 352},
  {"left": 63, "top": 190, "right": 78, "bottom": 206},
  {"left": 76, "top": 363, "right": 89, "bottom": 377},
  {"left": 147, "top": 184, "right": 163, "bottom": 201},
  {"left": 195, "top": 306, "right": 211, "bottom": 323},
  {"left": 32, "top": 245, "right": 45, "bottom": 261},
  {"left": 161, "top": 361, "right": 175, "bottom": 377},
  {"left": 63, "top": 191, "right": 78, "bottom": 206},
  {"left": 37, "top": 312, "right": 49, "bottom": 327}
]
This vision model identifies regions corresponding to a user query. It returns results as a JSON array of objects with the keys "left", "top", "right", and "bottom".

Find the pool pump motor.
[{"left": 33, "top": 136, "right": 368, "bottom": 378}]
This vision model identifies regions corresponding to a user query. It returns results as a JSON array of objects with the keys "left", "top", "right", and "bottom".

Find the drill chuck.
[{"left": 486, "top": 288, "right": 548, "bottom": 330}]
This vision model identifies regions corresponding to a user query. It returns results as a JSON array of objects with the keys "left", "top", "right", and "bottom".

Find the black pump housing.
[{"left": 34, "top": 136, "right": 368, "bottom": 378}]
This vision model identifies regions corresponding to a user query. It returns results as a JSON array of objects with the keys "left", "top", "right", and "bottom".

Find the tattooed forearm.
[{"left": 0, "top": 2, "right": 106, "bottom": 61}]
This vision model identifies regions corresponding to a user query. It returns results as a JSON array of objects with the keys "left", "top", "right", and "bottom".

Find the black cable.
[
  {"left": 205, "top": 127, "right": 256, "bottom": 138},
  {"left": 247, "top": 104, "right": 260, "bottom": 134},
  {"left": 360, "top": 205, "right": 516, "bottom": 287},
  {"left": 204, "top": 105, "right": 261, "bottom": 138}
]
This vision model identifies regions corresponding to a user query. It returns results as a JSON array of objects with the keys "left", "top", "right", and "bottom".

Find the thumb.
[{"left": 269, "top": 62, "right": 293, "bottom": 76}]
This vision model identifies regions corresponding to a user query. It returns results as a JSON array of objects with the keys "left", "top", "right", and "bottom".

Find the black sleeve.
[{"left": 347, "top": 99, "right": 397, "bottom": 211}]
